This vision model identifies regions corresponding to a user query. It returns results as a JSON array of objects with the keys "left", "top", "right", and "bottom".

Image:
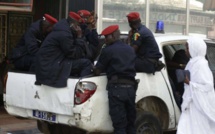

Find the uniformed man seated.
[
  {"left": 10, "top": 14, "right": 58, "bottom": 72},
  {"left": 35, "top": 12, "right": 92, "bottom": 88},
  {"left": 77, "top": 9, "right": 99, "bottom": 62},
  {"left": 126, "top": 12, "right": 163, "bottom": 74}
]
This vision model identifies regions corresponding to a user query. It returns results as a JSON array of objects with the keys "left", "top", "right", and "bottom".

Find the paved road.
[
  {"left": 3, "top": 129, "right": 41, "bottom": 134},
  {"left": 0, "top": 106, "right": 41, "bottom": 134}
]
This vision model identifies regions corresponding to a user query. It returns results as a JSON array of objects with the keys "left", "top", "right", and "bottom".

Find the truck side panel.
[{"left": 6, "top": 72, "right": 77, "bottom": 116}]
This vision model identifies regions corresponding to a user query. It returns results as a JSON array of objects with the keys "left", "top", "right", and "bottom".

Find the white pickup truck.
[{"left": 3, "top": 34, "right": 215, "bottom": 134}]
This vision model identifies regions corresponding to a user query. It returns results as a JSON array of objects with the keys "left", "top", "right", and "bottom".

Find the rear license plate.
[{"left": 33, "top": 110, "right": 56, "bottom": 122}]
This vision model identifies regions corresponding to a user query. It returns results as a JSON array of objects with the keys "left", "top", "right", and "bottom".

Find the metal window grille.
[
  {"left": 0, "top": 14, "right": 7, "bottom": 62},
  {"left": 7, "top": 14, "right": 32, "bottom": 56}
]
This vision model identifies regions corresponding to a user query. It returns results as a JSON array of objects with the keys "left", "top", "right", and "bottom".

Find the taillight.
[{"left": 74, "top": 81, "right": 97, "bottom": 105}]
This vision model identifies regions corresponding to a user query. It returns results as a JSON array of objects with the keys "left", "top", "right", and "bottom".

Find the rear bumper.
[{"left": 5, "top": 105, "right": 76, "bottom": 125}]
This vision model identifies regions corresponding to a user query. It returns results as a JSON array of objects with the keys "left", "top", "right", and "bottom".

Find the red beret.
[
  {"left": 44, "top": 14, "right": 58, "bottom": 25},
  {"left": 101, "top": 25, "right": 119, "bottom": 36},
  {"left": 126, "top": 12, "right": 140, "bottom": 21},
  {"left": 69, "top": 12, "right": 82, "bottom": 22},
  {"left": 77, "top": 10, "right": 91, "bottom": 17}
]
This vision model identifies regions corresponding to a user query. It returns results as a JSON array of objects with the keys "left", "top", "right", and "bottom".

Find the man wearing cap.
[
  {"left": 35, "top": 12, "right": 92, "bottom": 88},
  {"left": 10, "top": 14, "right": 58, "bottom": 71},
  {"left": 127, "top": 12, "right": 162, "bottom": 74},
  {"left": 94, "top": 25, "right": 137, "bottom": 134},
  {"left": 77, "top": 10, "right": 99, "bottom": 62}
]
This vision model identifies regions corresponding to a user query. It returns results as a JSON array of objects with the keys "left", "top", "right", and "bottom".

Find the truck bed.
[{"left": 5, "top": 72, "right": 79, "bottom": 121}]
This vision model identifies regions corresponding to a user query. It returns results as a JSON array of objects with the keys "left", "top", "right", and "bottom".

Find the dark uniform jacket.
[
  {"left": 10, "top": 20, "right": 44, "bottom": 61},
  {"left": 96, "top": 40, "right": 136, "bottom": 80},
  {"left": 131, "top": 24, "right": 162, "bottom": 59},
  {"left": 36, "top": 19, "right": 87, "bottom": 88}
]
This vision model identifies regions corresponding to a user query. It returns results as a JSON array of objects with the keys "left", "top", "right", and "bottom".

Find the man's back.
[
  {"left": 133, "top": 24, "right": 162, "bottom": 59},
  {"left": 126, "top": 11, "right": 163, "bottom": 73},
  {"left": 37, "top": 19, "right": 71, "bottom": 62},
  {"left": 97, "top": 40, "right": 136, "bottom": 80},
  {"left": 95, "top": 25, "right": 137, "bottom": 134},
  {"left": 36, "top": 19, "right": 75, "bottom": 87}
]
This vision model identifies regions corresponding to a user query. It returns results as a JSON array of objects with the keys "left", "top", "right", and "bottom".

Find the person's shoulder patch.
[{"left": 133, "top": 32, "right": 140, "bottom": 41}]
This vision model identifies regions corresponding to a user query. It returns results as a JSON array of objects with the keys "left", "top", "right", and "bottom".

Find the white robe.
[{"left": 177, "top": 38, "right": 215, "bottom": 134}]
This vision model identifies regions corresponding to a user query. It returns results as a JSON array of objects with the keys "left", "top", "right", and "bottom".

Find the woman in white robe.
[{"left": 177, "top": 37, "right": 215, "bottom": 134}]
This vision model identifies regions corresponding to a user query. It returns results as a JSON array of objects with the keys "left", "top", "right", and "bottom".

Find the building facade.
[
  {"left": 0, "top": 0, "right": 215, "bottom": 62},
  {"left": 0, "top": 0, "right": 95, "bottom": 62},
  {"left": 96, "top": 0, "right": 215, "bottom": 37}
]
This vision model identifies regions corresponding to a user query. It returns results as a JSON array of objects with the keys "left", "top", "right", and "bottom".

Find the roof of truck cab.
[
  {"left": 154, "top": 34, "right": 210, "bottom": 46},
  {"left": 100, "top": 33, "right": 211, "bottom": 46}
]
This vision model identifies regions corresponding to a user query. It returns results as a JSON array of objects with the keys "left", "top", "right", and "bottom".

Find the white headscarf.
[{"left": 187, "top": 37, "right": 207, "bottom": 58}]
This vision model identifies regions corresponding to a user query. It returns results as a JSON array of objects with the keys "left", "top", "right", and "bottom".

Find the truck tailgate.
[{"left": 5, "top": 72, "right": 78, "bottom": 116}]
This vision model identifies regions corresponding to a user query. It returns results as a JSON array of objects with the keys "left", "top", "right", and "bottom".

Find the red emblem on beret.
[
  {"left": 44, "top": 14, "right": 58, "bottom": 25},
  {"left": 126, "top": 12, "right": 140, "bottom": 21},
  {"left": 69, "top": 12, "right": 83, "bottom": 22},
  {"left": 101, "top": 25, "right": 119, "bottom": 36},
  {"left": 77, "top": 10, "right": 91, "bottom": 17}
]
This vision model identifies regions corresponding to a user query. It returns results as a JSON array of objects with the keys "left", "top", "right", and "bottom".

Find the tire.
[
  {"left": 37, "top": 120, "right": 50, "bottom": 134},
  {"left": 37, "top": 120, "right": 43, "bottom": 133},
  {"left": 135, "top": 111, "right": 162, "bottom": 134}
]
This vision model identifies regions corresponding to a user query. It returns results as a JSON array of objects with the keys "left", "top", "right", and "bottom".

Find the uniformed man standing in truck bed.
[{"left": 94, "top": 25, "right": 137, "bottom": 134}]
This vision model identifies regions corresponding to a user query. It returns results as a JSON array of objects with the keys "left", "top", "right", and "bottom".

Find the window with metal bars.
[{"left": 0, "top": 14, "right": 7, "bottom": 63}]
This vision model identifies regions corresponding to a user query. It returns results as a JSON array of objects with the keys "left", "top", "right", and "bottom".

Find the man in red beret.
[
  {"left": 77, "top": 10, "right": 91, "bottom": 19},
  {"left": 94, "top": 25, "right": 138, "bottom": 134},
  {"left": 77, "top": 10, "right": 99, "bottom": 62},
  {"left": 35, "top": 11, "right": 92, "bottom": 88},
  {"left": 126, "top": 12, "right": 163, "bottom": 74},
  {"left": 10, "top": 13, "right": 58, "bottom": 71}
]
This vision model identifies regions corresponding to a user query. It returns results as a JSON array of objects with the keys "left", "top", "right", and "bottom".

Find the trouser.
[
  {"left": 135, "top": 57, "right": 155, "bottom": 73},
  {"left": 70, "top": 59, "right": 93, "bottom": 77},
  {"left": 107, "top": 83, "right": 136, "bottom": 134}
]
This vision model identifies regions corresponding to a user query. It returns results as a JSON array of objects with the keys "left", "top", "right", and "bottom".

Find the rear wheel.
[
  {"left": 37, "top": 120, "right": 50, "bottom": 134},
  {"left": 135, "top": 111, "right": 162, "bottom": 134}
]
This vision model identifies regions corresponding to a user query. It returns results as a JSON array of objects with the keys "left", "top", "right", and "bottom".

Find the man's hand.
[
  {"left": 72, "top": 25, "right": 82, "bottom": 38},
  {"left": 93, "top": 66, "right": 101, "bottom": 76},
  {"left": 128, "top": 29, "right": 134, "bottom": 37},
  {"left": 87, "top": 11, "right": 98, "bottom": 29},
  {"left": 184, "top": 74, "right": 190, "bottom": 85},
  {"left": 179, "top": 64, "right": 186, "bottom": 69},
  {"left": 127, "top": 29, "right": 134, "bottom": 44}
]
